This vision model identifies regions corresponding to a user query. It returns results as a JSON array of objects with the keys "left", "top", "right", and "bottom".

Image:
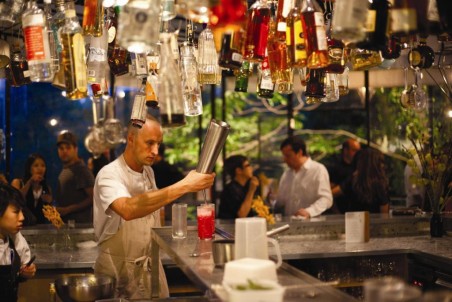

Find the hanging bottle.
[
  {"left": 244, "top": 0, "right": 271, "bottom": 62},
  {"left": 43, "top": 0, "right": 59, "bottom": 74},
  {"left": 50, "top": 0, "right": 67, "bottom": 90},
  {"left": 180, "top": 44, "right": 203, "bottom": 116},
  {"left": 146, "top": 72, "right": 159, "bottom": 108},
  {"left": 301, "top": 0, "right": 329, "bottom": 69},
  {"left": 267, "top": 19, "right": 293, "bottom": 94},
  {"left": 117, "top": 0, "right": 161, "bottom": 53},
  {"left": 197, "top": 27, "right": 220, "bottom": 85},
  {"left": 337, "top": 66, "right": 349, "bottom": 96},
  {"left": 60, "top": 1, "right": 88, "bottom": 100},
  {"left": 356, "top": 0, "right": 390, "bottom": 51},
  {"left": 83, "top": 0, "right": 103, "bottom": 37},
  {"left": 218, "top": 31, "right": 244, "bottom": 70},
  {"left": 161, "top": 0, "right": 176, "bottom": 21},
  {"left": 158, "top": 37, "right": 186, "bottom": 128},
  {"left": 234, "top": 61, "right": 251, "bottom": 92},
  {"left": 390, "top": 0, "right": 417, "bottom": 38},
  {"left": 106, "top": 6, "right": 129, "bottom": 76},
  {"left": 209, "top": 0, "right": 248, "bottom": 51},
  {"left": 256, "top": 56, "right": 275, "bottom": 99},
  {"left": 8, "top": 46, "right": 32, "bottom": 87},
  {"left": 325, "top": 16, "right": 345, "bottom": 74},
  {"left": 286, "top": 0, "right": 307, "bottom": 68},
  {"left": 305, "top": 68, "right": 326, "bottom": 104},
  {"left": 331, "top": 0, "right": 369, "bottom": 43},
  {"left": 129, "top": 52, "right": 148, "bottom": 77},
  {"left": 275, "top": 0, "right": 294, "bottom": 41},
  {"left": 22, "top": 0, "right": 54, "bottom": 82},
  {"left": 130, "top": 78, "right": 148, "bottom": 128},
  {"left": 349, "top": 48, "right": 383, "bottom": 71},
  {"left": 86, "top": 26, "right": 109, "bottom": 84}
]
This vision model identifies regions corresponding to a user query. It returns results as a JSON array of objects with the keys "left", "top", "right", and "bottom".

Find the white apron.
[{"left": 94, "top": 211, "right": 169, "bottom": 299}]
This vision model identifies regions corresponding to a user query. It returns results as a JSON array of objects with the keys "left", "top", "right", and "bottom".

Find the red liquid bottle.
[{"left": 244, "top": 0, "right": 271, "bottom": 62}]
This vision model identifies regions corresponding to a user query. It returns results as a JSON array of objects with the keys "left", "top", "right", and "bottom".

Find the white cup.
[{"left": 234, "top": 217, "right": 282, "bottom": 268}]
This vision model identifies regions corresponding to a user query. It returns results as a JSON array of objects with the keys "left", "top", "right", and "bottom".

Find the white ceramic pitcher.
[{"left": 234, "top": 217, "right": 282, "bottom": 268}]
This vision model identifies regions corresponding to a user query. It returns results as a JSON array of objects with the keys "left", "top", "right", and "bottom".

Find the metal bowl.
[{"left": 55, "top": 274, "right": 115, "bottom": 302}]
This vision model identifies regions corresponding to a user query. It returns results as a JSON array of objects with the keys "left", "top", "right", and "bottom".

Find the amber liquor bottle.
[
  {"left": 106, "top": 7, "right": 129, "bottom": 76},
  {"left": 9, "top": 49, "right": 32, "bottom": 87},
  {"left": 301, "top": 0, "right": 329, "bottom": 69},
  {"left": 218, "top": 32, "right": 244, "bottom": 70},
  {"left": 305, "top": 68, "right": 326, "bottom": 103},
  {"left": 286, "top": 0, "right": 307, "bottom": 68}
]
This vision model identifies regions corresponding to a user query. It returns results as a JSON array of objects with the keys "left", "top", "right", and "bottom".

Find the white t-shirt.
[
  {"left": 277, "top": 158, "right": 333, "bottom": 217},
  {"left": 93, "top": 155, "right": 159, "bottom": 244},
  {"left": 0, "top": 232, "right": 31, "bottom": 265}
]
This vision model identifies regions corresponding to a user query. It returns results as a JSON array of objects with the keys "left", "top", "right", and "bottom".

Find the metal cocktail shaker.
[{"left": 196, "top": 119, "right": 230, "bottom": 173}]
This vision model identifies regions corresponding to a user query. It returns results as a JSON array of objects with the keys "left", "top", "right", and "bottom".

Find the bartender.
[{"left": 93, "top": 115, "right": 215, "bottom": 299}]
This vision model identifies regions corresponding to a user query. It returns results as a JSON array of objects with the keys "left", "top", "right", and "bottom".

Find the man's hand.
[
  {"left": 249, "top": 176, "right": 259, "bottom": 190},
  {"left": 182, "top": 170, "right": 215, "bottom": 192},
  {"left": 295, "top": 208, "right": 311, "bottom": 219},
  {"left": 20, "top": 263, "right": 36, "bottom": 278}
]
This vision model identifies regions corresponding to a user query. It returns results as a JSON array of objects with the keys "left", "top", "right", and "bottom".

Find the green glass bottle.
[{"left": 234, "top": 61, "right": 251, "bottom": 92}]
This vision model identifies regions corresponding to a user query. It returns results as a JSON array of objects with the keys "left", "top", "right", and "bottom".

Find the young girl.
[
  {"left": 11, "top": 153, "right": 53, "bottom": 224},
  {"left": 0, "top": 183, "right": 36, "bottom": 301}
]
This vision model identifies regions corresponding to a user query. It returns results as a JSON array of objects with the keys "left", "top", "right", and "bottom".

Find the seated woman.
[
  {"left": 11, "top": 154, "right": 53, "bottom": 224},
  {"left": 219, "top": 155, "right": 260, "bottom": 219},
  {"left": 332, "top": 148, "right": 389, "bottom": 214}
]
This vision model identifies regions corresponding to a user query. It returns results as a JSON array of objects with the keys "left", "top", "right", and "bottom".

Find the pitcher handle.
[{"left": 267, "top": 237, "right": 282, "bottom": 268}]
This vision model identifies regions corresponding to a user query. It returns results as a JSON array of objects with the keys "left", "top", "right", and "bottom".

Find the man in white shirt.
[
  {"left": 277, "top": 136, "right": 333, "bottom": 218},
  {"left": 93, "top": 115, "right": 215, "bottom": 299}
]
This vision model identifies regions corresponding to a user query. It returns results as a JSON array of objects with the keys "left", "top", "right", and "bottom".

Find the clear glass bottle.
[
  {"left": 130, "top": 78, "right": 148, "bottom": 128},
  {"left": 60, "top": 2, "right": 88, "bottom": 100},
  {"left": 286, "top": 0, "right": 307, "bottom": 68},
  {"left": 129, "top": 52, "right": 148, "bottom": 77},
  {"left": 86, "top": 27, "right": 109, "bottom": 84},
  {"left": 244, "top": 0, "right": 271, "bottom": 62},
  {"left": 180, "top": 44, "right": 203, "bottom": 116},
  {"left": 106, "top": 6, "right": 129, "bottom": 76},
  {"left": 50, "top": 0, "right": 67, "bottom": 90},
  {"left": 117, "top": 0, "right": 161, "bottom": 53},
  {"left": 161, "top": 0, "right": 176, "bottom": 21},
  {"left": 159, "top": 37, "right": 186, "bottom": 128},
  {"left": 301, "top": 0, "right": 329, "bottom": 69},
  {"left": 256, "top": 56, "right": 275, "bottom": 99},
  {"left": 21, "top": 0, "right": 54, "bottom": 82},
  {"left": 43, "top": 0, "right": 59, "bottom": 74},
  {"left": 82, "top": 0, "right": 103, "bottom": 37},
  {"left": 331, "top": 0, "right": 369, "bottom": 43},
  {"left": 197, "top": 27, "right": 220, "bottom": 85}
]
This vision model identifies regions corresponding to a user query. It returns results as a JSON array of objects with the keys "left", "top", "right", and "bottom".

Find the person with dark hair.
[
  {"left": 332, "top": 148, "right": 390, "bottom": 213},
  {"left": 219, "top": 155, "right": 259, "bottom": 219},
  {"left": 55, "top": 131, "right": 95, "bottom": 223},
  {"left": 277, "top": 136, "right": 333, "bottom": 218},
  {"left": 11, "top": 154, "right": 53, "bottom": 224},
  {"left": 327, "top": 138, "right": 361, "bottom": 213},
  {"left": 93, "top": 115, "right": 214, "bottom": 299},
  {"left": 0, "top": 183, "right": 36, "bottom": 301}
]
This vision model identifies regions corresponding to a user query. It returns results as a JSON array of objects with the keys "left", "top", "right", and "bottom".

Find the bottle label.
[
  {"left": 108, "top": 26, "right": 116, "bottom": 44},
  {"left": 23, "top": 70, "right": 31, "bottom": 77},
  {"left": 316, "top": 27, "right": 328, "bottom": 51},
  {"left": 146, "top": 55, "right": 160, "bottom": 71},
  {"left": 23, "top": 21, "right": 46, "bottom": 61},
  {"left": 232, "top": 52, "right": 243, "bottom": 63},
  {"left": 390, "top": 8, "right": 417, "bottom": 33},
  {"left": 88, "top": 47, "right": 106, "bottom": 62},
  {"left": 294, "top": 20, "right": 307, "bottom": 60},
  {"left": 282, "top": 0, "right": 292, "bottom": 18},
  {"left": 260, "top": 75, "right": 274, "bottom": 90},
  {"left": 146, "top": 80, "right": 157, "bottom": 101},
  {"left": 313, "top": 12, "right": 324, "bottom": 27},
  {"left": 73, "top": 33, "right": 87, "bottom": 92},
  {"left": 131, "top": 94, "right": 147, "bottom": 121},
  {"left": 277, "top": 22, "right": 287, "bottom": 33},
  {"left": 365, "top": 10, "right": 376, "bottom": 32}
]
